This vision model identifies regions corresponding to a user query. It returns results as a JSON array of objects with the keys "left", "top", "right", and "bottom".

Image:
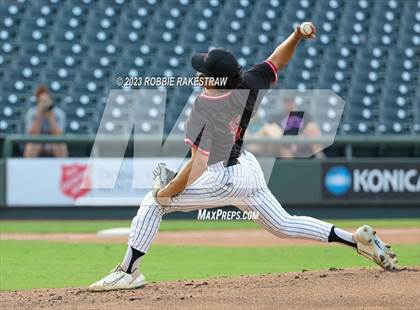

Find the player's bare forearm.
[
  {"left": 157, "top": 148, "right": 208, "bottom": 199},
  {"left": 267, "top": 22, "right": 316, "bottom": 70},
  {"left": 267, "top": 31, "right": 301, "bottom": 70},
  {"left": 158, "top": 158, "right": 193, "bottom": 198},
  {"left": 185, "top": 149, "right": 208, "bottom": 187}
]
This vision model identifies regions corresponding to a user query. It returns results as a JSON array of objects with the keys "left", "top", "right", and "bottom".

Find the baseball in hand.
[{"left": 299, "top": 22, "right": 314, "bottom": 36}]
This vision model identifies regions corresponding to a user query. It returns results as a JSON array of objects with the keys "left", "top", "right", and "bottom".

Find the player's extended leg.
[
  {"left": 241, "top": 189, "right": 397, "bottom": 270},
  {"left": 242, "top": 189, "right": 335, "bottom": 242},
  {"left": 239, "top": 150, "right": 397, "bottom": 270}
]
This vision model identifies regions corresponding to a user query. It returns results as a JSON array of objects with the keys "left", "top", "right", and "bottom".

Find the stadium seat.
[{"left": 0, "top": 0, "right": 419, "bottom": 136}]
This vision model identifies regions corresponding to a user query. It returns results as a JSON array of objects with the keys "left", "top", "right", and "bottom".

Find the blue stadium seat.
[{"left": 0, "top": 0, "right": 418, "bottom": 136}]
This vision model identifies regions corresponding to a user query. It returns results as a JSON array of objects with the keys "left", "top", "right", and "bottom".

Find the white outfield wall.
[
  {"left": 6, "top": 158, "right": 184, "bottom": 207},
  {"left": 7, "top": 158, "right": 420, "bottom": 207}
]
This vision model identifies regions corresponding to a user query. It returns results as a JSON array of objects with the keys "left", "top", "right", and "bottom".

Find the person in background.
[
  {"left": 258, "top": 96, "right": 325, "bottom": 158},
  {"left": 245, "top": 110, "right": 283, "bottom": 155},
  {"left": 23, "top": 85, "right": 68, "bottom": 157}
]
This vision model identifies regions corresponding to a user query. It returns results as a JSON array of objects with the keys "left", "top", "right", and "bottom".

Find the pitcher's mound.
[{"left": 1, "top": 267, "right": 419, "bottom": 309}]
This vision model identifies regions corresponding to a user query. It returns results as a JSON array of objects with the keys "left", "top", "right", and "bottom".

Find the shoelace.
[{"left": 110, "top": 265, "right": 125, "bottom": 274}]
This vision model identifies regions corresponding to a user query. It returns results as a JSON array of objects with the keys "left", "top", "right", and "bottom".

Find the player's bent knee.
[
  {"left": 139, "top": 191, "right": 158, "bottom": 208},
  {"left": 137, "top": 191, "right": 164, "bottom": 213},
  {"left": 142, "top": 191, "right": 154, "bottom": 203},
  {"left": 136, "top": 203, "right": 164, "bottom": 219}
]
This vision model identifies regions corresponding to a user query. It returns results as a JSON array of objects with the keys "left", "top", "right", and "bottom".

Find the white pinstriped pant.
[{"left": 129, "top": 151, "right": 333, "bottom": 253}]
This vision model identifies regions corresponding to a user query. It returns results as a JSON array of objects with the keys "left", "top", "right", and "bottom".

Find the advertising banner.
[
  {"left": 322, "top": 161, "right": 420, "bottom": 201},
  {"left": 6, "top": 158, "right": 184, "bottom": 207}
]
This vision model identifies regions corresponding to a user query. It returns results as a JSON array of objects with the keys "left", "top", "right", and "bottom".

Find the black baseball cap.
[{"left": 191, "top": 48, "right": 241, "bottom": 78}]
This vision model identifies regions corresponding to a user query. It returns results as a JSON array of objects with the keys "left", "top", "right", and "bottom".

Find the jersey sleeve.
[
  {"left": 243, "top": 60, "right": 278, "bottom": 92},
  {"left": 184, "top": 104, "right": 212, "bottom": 156}
]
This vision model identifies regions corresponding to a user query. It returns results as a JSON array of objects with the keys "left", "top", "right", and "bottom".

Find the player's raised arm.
[{"left": 267, "top": 22, "right": 316, "bottom": 70}]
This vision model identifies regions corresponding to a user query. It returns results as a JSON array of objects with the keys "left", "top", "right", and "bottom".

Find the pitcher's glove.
[{"left": 152, "top": 163, "right": 177, "bottom": 203}]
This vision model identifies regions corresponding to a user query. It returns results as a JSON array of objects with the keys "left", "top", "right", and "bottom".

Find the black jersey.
[{"left": 184, "top": 60, "right": 278, "bottom": 165}]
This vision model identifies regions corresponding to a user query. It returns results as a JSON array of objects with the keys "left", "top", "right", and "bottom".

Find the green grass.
[
  {"left": 0, "top": 218, "right": 418, "bottom": 233},
  {"left": 0, "top": 240, "right": 419, "bottom": 291}
]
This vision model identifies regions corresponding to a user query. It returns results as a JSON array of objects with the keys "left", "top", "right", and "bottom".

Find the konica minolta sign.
[{"left": 322, "top": 162, "right": 420, "bottom": 200}]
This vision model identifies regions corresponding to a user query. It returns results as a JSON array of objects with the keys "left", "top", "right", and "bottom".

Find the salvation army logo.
[
  {"left": 60, "top": 163, "right": 91, "bottom": 199},
  {"left": 325, "top": 166, "right": 352, "bottom": 196}
]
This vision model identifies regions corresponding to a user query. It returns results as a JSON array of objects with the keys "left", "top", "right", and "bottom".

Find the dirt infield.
[
  {"left": 1, "top": 268, "right": 419, "bottom": 309},
  {"left": 1, "top": 228, "right": 419, "bottom": 246}
]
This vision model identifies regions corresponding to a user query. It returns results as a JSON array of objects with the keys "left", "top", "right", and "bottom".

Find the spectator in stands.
[
  {"left": 257, "top": 96, "right": 325, "bottom": 158},
  {"left": 23, "top": 85, "right": 68, "bottom": 157},
  {"left": 245, "top": 111, "right": 283, "bottom": 155}
]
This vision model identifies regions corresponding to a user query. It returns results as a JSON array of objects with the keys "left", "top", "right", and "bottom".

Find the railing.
[{"left": 3, "top": 134, "right": 420, "bottom": 159}]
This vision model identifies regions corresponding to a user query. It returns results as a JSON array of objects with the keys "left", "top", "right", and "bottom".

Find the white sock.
[
  {"left": 121, "top": 246, "right": 144, "bottom": 274},
  {"left": 328, "top": 226, "right": 357, "bottom": 248}
]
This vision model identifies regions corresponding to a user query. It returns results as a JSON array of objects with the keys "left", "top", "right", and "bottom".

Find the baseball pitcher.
[{"left": 89, "top": 22, "right": 397, "bottom": 291}]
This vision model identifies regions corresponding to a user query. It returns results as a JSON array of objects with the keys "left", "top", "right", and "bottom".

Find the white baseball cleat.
[
  {"left": 353, "top": 225, "right": 398, "bottom": 271},
  {"left": 89, "top": 266, "right": 147, "bottom": 291}
]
